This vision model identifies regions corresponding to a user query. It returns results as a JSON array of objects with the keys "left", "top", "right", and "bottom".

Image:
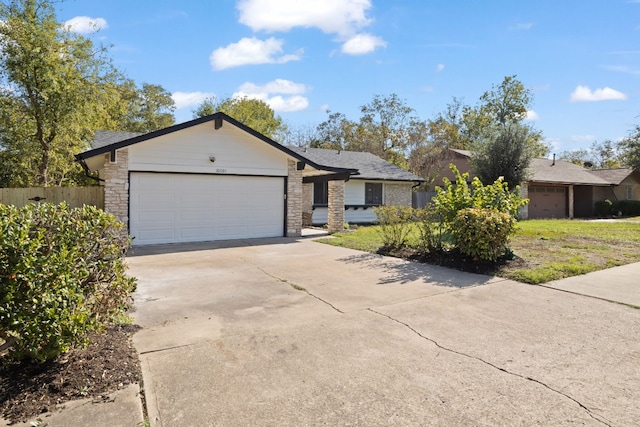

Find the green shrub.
[
  {"left": 452, "top": 207, "right": 515, "bottom": 261},
  {"left": 618, "top": 200, "right": 640, "bottom": 216},
  {"left": 594, "top": 199, "right": 615, "bottom": 217},
  {"left": 414, "top": 207, "right": 448, "bottom": 254},
  {"left": 431, "top": 165, "right": 527, "bottom": 226},
  {"left": 373, "top": 205, "right": 415, "bottom": 249},
  {"left": 0, "top": 203, "right": 136, "bottom": 362}
]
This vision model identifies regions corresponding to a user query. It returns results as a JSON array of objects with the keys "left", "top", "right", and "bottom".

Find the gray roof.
[
  {"left": 588, "top": 168, "right": 637, "bottom": 185},
  {"left": 289, "top": 147, "right": 424, "bottom": 182},
  {"left": 528, "top": 158, "right": 611, "bottom": 185},
  {"left": 93, "top": 130, "right": 142, "bottom": 149}
]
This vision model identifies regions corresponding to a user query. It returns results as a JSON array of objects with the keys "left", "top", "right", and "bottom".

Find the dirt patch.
[{"left": 0, "top": 323, "right": 142, "bottom": 424}]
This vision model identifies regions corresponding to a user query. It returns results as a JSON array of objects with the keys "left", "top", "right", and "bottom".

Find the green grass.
[{"left": 318, "top": 218, "right": 640, "bottom": 284}]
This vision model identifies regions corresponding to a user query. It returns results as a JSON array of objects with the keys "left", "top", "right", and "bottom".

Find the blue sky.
[{"left": 58, "top": 0, "right": 640, "bottom": 155}]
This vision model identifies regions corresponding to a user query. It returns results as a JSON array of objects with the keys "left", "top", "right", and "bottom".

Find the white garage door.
[{"left": 130, "top": 173, "right": 285, "bottom": 245}]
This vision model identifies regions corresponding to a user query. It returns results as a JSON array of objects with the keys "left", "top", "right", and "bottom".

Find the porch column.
[
  {"left": 568, "top": 185, "right": 574, "bottom": 219},
  {"left": 103, "top": 148, "right": 129, "bottom": 225},
  {"left": 327, "top": 180, "right": 345, "bottom": 233},
  {"left": 286, "top": 159, "right": 302, "bottom": 237}
]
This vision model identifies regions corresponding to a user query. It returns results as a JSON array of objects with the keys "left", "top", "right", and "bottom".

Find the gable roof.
[
  {"left": 528, "top": 158, "right": 611, "bottom": 185},
  {"left": 288, "top": 147, "right": 424, "bottom": 182},
  {"left": 589, "top": 168, "right": 640, "bottom": 185},
  {"left": 76, "top": 113, "right": 356, "bottom": 177},
  {"left": 445, "top": 148, "right": 610, "bottom": 186}
]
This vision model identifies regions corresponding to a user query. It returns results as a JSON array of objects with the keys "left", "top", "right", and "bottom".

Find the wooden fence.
[{"left": 0, "top": 187, "right": 104, "bottom": 209}]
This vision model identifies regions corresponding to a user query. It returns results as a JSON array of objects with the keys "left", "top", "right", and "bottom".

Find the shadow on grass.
[{"left": 336, "top": 252, "right": 497, "bottom": 288}]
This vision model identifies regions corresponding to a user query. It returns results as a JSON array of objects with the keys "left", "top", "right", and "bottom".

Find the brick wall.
[
  {"left": 328, "top": 180, "right": 345, "bottom": 233},
  {"left": 384, "top": 183, "right": 412, "bottom": 206},
  {"left": 103, "top": 148, "right": 129, "bottom": 224},
  {"left": 286, "top": 159, "right": 302, "bottom": 236}
]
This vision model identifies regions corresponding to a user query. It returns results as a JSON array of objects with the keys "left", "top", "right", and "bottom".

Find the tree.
[
  {"left": 312, "top": 94, "right": 427, "bottom": 168},
  {"left": 193, "top": 96, "right": 287, "bottom": 140},
  {"left": 619, "top": 126, "right": 640, "bottom": 170},
  {"left": 559, "top": 140, "right": 622, "bottom": 169},
  {"left": 115, "top": 81, "right": 175, "bottom": 133},
  {"left": 471, "top": 122, "right": 533, "bottom": 186},
  {"left": 192, "top": 95, "right": 216, "bottom": 118},
  {"left": 0, "top": 0, "right": 122, "bottom": 187}
]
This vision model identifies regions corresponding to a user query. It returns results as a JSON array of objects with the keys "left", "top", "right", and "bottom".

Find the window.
[
  {"left": 313, "top": 182, "right": 328, "bottom": 205},
  {"left": 627, "top": 186, "right": 633, "bottom": 200},
  {"left": 365, "top": 183, "right": 383, "bottom": 205}
]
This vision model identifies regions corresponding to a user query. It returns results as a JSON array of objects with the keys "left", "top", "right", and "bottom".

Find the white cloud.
[
  {"left": 210, "top": 37, "right": 301, "bottom": 70},
  {"left": 233, "top": 79, "right": 310, "bottom": 112},
  {"left": 509, "top": 22, "right": 533, "bottom": 31},
  {"left": 603, "top": 65, "right": 640, "bottom": 75},
  {"left": 236, "top": 0, "right": 385, "bottom": 55},
  {"left": 525, "top": 110, "right": 539, "bottom": 121},
  {"left": 64, "top": 16, "right": 108, "bottom": 34},
  {"left": 436, "top": 63, "right": 445, "bottom": 72},
  {"left": 171, "top": 91, "right": 216, "bottom": 109},
  {"left": 237, "top": 0, "right": 372, "bottom": 36},
  {"left": 570, "top": 134, "right": 596, "bottom": 142},
  {"left": 569, "top": 85, "right": 627, "bottom": 102},
  {"left": 320, "top": 104, "right": 330, "bottom": 112},
  {"left": 341, "top": 33, "right": 386, "bottom": 55}
]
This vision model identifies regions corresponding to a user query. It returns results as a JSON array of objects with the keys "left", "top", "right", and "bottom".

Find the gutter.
[{"left": 77, "top": 157, "right": 104, "bottom": 183}]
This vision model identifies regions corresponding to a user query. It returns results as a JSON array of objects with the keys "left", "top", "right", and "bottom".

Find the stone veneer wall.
[
  {"left": 286, "top": 160, "right": 303, "bottom": 237},
  {"left": 301, "top": 182, "right": 313, "bottom": 226},
  {"left": 384, "top": 183, "right": 412, "bottom": 206},
  {"left": 328, "top": 180, "right": 345, "bottom": 233},
  {"left": 103, "top": 148, "right": 129, "bottom": 224}
]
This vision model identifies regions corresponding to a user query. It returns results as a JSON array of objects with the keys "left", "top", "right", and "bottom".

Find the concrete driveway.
[{"left": 128, "top": 237, "right": 640, "bottom": 427}]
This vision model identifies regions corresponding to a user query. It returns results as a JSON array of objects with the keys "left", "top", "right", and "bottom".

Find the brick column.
[
  {"left": 328, "top": 180, "right": 345, "bottom": 233},
  {"left": 301, "top": 182, "right": 313, "bottom": 226},
  {"left": 286, "top": 159, "right": 302, "bottom": 237},
  {"left": 103, "top": 148, "right": 129, "bottom": 225}
]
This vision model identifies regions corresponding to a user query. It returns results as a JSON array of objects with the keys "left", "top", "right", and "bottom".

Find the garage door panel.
[{"left": 130, "top": 173, "right": 284, "bottom": 245}]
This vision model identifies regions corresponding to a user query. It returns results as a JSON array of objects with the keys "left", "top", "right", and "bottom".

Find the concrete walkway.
[
  {"left": 5, "top": 236, "right": 639, "bottom": 426},
  {"left": 128, "top": 237, "right": 640, "bottom": 427}
]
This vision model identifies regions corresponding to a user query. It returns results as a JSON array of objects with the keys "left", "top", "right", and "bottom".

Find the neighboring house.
[
  {"left": 430, "top": 149, "right": 639, "bottom": 219},
  {"left": 589, "top": 168, "right": 640, "bottom": 203},
  {"left": 288, "top": 147, "right": 424, "bottom": 225},
  {"left": 75, "top": 113, "right": 422, "bottom": 246}
]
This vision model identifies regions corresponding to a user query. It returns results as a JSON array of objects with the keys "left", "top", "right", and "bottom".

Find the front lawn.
[{"left": 318, "top": 218, "right": 640, "bottom": 284}]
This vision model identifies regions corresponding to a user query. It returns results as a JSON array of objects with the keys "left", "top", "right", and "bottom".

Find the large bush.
[
  {"left": 452, "top": 208, "right": 516, "bottom": 261},
  {"left": 373, "top": 205, "right": 415, "bottom": 249},
  {"left": 0, "top": 203, "right": 136, "bottom": 362},
  {"left": 423, "top": 164, "right": 527, "bottom": 259}
]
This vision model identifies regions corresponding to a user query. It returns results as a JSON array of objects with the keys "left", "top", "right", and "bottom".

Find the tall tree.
[
  {"left": 115, "top": 81, "right": 175, "bottom": 133},
  {"left": 470, "top": 122, "right": 533, "bottom": 186},
  {"left": 312, "top": 94, "right": 427, "bottom": 168},
  {"left": 193, "top": 96, "right": 286, "bottom": 140},
  {"left": 619, "top": 126, "right": 640, "bottom": 170},
  {"left": 559, "top": 140, "right": 622, "bottom": 169},
  {"left": 0, "top": 0, "right": 122, "bottom": 187}
]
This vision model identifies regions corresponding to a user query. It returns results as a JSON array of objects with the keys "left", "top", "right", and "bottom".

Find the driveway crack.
[
  {"left": 255, "top": 266, "right": 344, "bottom": 314},
  {"left": 367, "top": 308, "right": 613, "bottom": 427}
]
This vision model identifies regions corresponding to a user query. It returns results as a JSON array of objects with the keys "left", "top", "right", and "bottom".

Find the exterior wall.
[
  {"left": 384, "top": 183, "right": 412, "bottom": 206},
  {"left": 327, "top": 180, "right": 345, "bottom": 233},
  {"left": 128, "top": 121, "right": 288, "bottom": 177},
  {"left": 103, "top": 148, "right": 129, "bottom": 224},
  {"left": 312, "top": 180, "right": 413, "bottom": 225},
  {"left": 432, "top": 154, "right": 472, "bottom": 189},
  {"left": 286, "top": 160, "right": 302, "bottom": 237},
  {"left": 608, "top": 175, "right": 640, "bottom": 201}
]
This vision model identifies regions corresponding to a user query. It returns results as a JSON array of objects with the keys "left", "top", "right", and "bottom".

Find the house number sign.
[{"left": 216, "top": 168, "right": 227, "bottom": 173}]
